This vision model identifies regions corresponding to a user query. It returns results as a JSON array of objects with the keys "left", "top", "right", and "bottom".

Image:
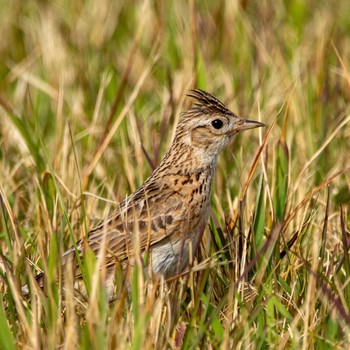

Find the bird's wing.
[{"left": 63, "top": 181, "right": 187, "bottom": 275}]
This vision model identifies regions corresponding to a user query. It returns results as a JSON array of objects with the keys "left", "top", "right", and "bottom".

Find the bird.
[{"left": 29, "top": 89, "right": 264, "bottom": 300}]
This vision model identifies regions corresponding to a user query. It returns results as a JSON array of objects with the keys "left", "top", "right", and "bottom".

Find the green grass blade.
[
  {"left": 274, "top": 136, "right": 289, "bottom": 221},
  {"left": 0, "top": 296, "right": 16, "bottom": 350}
]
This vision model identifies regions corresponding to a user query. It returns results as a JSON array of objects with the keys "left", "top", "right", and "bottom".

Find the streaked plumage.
[{"left": 33, "top": 89, "right": 264, "bottom": 300}]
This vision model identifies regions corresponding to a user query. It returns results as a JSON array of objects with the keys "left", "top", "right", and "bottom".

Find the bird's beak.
[{"left": 237, "top": 119, "right": 265, "bottom": 132}]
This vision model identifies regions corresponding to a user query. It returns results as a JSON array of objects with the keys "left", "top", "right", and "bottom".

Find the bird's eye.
[{"left": 211, "top": 119, "right": 224, "bottom": 129}]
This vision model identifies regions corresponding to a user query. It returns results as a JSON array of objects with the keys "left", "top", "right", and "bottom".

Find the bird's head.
[{"left": 172, "top": 89, "right": 264, "bottom": 166}]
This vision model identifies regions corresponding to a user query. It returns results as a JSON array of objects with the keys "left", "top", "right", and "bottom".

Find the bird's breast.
[{"left": 166, "top": 170, "right": 214, "bottom": 240}]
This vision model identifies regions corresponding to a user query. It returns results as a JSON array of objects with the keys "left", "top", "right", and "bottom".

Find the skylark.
[{"left": 31, "top": 89, "right": 264, "bottom": 300}]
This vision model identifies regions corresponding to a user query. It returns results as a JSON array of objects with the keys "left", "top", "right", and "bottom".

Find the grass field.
[{"left": 1, "top": 0, "right": 350, "bottom": 348}]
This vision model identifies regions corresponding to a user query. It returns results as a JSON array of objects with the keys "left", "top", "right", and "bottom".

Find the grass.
[{"left": 1, "top": 0, "right": 350, "bottom": 348}]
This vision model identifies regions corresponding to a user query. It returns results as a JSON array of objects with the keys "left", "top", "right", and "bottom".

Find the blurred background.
[{"left": 1, "top": 0, "right": 349, "bottom": 200}]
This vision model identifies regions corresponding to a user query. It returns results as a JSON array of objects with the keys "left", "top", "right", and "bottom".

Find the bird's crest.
[{"left": 187, "top": 89, "right": 234, "bottom": 116}]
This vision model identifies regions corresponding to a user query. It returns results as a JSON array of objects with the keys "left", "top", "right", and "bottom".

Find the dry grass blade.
[
  {"left": 83, "top": 50, "right": 160, "bottom": 188},
  {"left": 332, "top": 41, "right": 350, "bottom": 87},
  {"left": 299, "top": 254, "right": 350, "bottom": 327},
  {"left": 293, "top": 115, "right": 350, "bottom": 194},
  {"left": 240, "top": 95, "right": 286, "bottom": 199},
  {"left": 284, "top": 166, "right": 350, "bottom": 231},
  {"left": 93, "top": 12, "right": 146, "bottom": 156},
  {"left": 340, "top": 206, "right": 350, "bottom": 282}
]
